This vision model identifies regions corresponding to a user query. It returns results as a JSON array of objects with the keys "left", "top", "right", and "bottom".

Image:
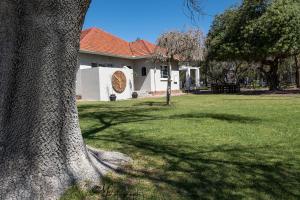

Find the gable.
[{"left": 80, "top": 27, "right": 156, "bottom": 59}]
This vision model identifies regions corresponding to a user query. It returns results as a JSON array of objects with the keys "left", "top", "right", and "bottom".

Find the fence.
[{"left": 211, "top": 84, "right": 240, "bottom": 94}]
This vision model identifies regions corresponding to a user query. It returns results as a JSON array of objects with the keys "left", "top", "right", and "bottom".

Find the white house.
[{"left": 76, "top": 27, "right": 181, "bottom": 101}]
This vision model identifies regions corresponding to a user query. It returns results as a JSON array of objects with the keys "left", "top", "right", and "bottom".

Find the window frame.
[
  {"left": 160, "top": 66, "right": 169, "bottom": 79},
  {"left": 141, "top": 67, "right": 147, "bottom": 76}
]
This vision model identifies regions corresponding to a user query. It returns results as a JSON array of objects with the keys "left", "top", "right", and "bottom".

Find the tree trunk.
[
  {"left": 0, "top": 1, "right": 130, "bottom": 199},
  {"left": 295, "top": 56, "right": 300, "bottom": 88},
  {"left": 267, "top": 60, "right": 280, "bottom": 91},
  {"left": 203, "top": 62, "right": 208, "bottom": 87},
  {"left": 166, "top": 60, "right": 172, "bottom": 105}
]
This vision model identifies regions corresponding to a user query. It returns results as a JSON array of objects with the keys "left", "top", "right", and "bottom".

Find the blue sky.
[{"left": 83, "top": 0, "right": 240, "bottom": 43}]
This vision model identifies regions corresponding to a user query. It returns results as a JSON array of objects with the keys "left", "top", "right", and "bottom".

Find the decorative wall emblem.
[{"left": 112, "top": 71, "right": 127, "bottom": 93}]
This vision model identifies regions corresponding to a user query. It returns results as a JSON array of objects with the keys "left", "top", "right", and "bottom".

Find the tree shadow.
[
  {"left": 192, "top": 89, "right": 300, "bottom": 96},
  {"left": 80, "top": 107, "right": 260, "bottom": 139},
  {"left": 87, "top": 130, "right": 300, "bottom": 200},
  {"left": 238, "top": 89, "right": 300, "bottom": 96},
  {"left": 79, "top": 104, "right": 169, "bottom": 139},
  {"left": 77, "top": 104, "right": 298, "bottom": 199},
  {"left": 133, "top": 101, "right": 168, "bottom": 107},
  {"left": 170, "top": 113, "right": 261, "bottom": 124}
]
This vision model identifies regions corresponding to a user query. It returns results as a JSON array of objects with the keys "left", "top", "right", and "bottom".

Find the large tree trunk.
[
  {"left": 267, "top": 60, "right": 280, "bottom": 91},
  {"left": 0, "top": 1, "right": 130, "bottom": 199},
  {"left": 295, "top": 56, "right": 300, "bottom": 88},
  {"left": 166, "top": 60, "right": 172, "bottom": 105}
]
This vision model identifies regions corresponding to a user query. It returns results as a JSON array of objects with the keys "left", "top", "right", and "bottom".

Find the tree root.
[
  {"left": 87, "top": 146, "right": 133, "bottom": 174},
  {"left": 0, "top": 146, "right": 132, "bottom": 200}
]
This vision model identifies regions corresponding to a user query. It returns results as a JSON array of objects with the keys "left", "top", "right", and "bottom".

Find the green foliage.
[
  {"left": 278, "top": 57, "right": 297, "bottom": 85},
  {"left": 202, "top": 61, "right": 253, "bottom": 84},
  {"left": 207, "top": 0, "right": 300, "bottom": 61}
]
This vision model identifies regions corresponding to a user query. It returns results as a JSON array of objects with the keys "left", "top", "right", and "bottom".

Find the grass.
[{"left": 62, "top": 94, "right": 300, "bottom": 200}]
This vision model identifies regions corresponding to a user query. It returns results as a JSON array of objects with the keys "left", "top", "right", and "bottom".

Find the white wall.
[
  {"left": 151, "top": 66, "right": 180, "bottom": 92},
  {"left": 98, "top": 67, "right": 134, "bottom": 101},
  {"left": 78, "top": 67, "right": 133, "bottom": 101},
  {"left": 132, "top": 59, "right": 180, "bottom": 92},
  {"left": 80, "top": 67, "right": 101, "bottom": 100},
  {"left": 76, "top": 53, "right": 180, "bottom": 100},
  {"left": 132, "top": 59, "right": 152, "bottom": 92}
]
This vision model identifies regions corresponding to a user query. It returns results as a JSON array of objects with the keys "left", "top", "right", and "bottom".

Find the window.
[
  {"left": 141, "top": 67, "right": 147, "bottom": 76},
  {"left": 160, "top": 66, "right": 168, "bottom": 78},
  {"left": 91, "top": 62, "right": 98, "bottom": 68},
  {"left": 96, "top": 63, "right": 113, "bottom": 67}
]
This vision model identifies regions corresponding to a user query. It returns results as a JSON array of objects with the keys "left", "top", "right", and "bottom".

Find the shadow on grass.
[
  {"left": 85, "top": 130, "right": 300, "bottom": 200},
  {"left": 133, "top": 101, "right": 169, "bottom": 107},
  {"left": 170, "top": 113, "right": 261, "bottom": 123},
  {"left": 80, "top": 104, "right": 261, "bottom": 139},
  {"left": 192, "top": 89, "right": 300, "bottom": 96},
  {"left": 80, "top": 105, "right": 169, "bottom": 139},
  {"left": 77, "top": 104, "right": 299, "bottom": 200}
]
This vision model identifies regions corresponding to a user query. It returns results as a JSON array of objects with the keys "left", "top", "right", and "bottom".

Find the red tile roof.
[{"left": 80, "top": 27, "right": 156, "bottom": 58}]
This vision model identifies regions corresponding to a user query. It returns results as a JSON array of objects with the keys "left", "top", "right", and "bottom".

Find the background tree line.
[
  {"left": 204, "top": 0, "right": 300, "bottom": 90},
  {"left": 201, "top": 57, "right": 300, "bottom": 89}
]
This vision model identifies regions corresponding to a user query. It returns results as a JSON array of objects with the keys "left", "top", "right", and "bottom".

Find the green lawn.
[{"left": 62, "top": 94, "right": 300, "bottom": 200}]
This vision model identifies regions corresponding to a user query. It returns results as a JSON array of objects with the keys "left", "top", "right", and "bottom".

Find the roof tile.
[{"left": 80, "top": 27, "right": 156, "bottom": 58}]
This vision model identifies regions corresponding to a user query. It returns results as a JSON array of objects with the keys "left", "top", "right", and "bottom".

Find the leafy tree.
[
  {"left": 153, "top": 29, "right": 204, "bottom": 105},
  {"left": 206, "top": 0, "right": 300, "bottom": 90}
]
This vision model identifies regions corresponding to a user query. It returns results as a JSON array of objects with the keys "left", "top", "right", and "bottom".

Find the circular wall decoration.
[{"left": 112, "top": 71, "right": 127, "bottom": 93}]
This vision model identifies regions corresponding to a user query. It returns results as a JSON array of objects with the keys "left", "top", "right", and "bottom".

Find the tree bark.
[
  {"left": 295, "top": 56, "right": 300, "bottom": 88},
  {"left": 0, "top": 1, "right": 131, "bottom": 199},
  {"left": 166, "top": 60, "right": 172, "bottom": 105},
  {"left": 266, "top": 59, "right": 280, "bottom": 91}
]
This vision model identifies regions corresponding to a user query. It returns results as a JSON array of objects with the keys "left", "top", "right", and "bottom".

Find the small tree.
[{"left": 153, "top": 29, "right": 204, "bottom": 105}]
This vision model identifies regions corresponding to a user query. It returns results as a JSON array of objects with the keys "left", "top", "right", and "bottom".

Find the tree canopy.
[
  {"left": 206, "top": 0, "right": 300, "bottom": 62},
  {"left": 153, "top": 29, "right": 205, "bottom": 63}
]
